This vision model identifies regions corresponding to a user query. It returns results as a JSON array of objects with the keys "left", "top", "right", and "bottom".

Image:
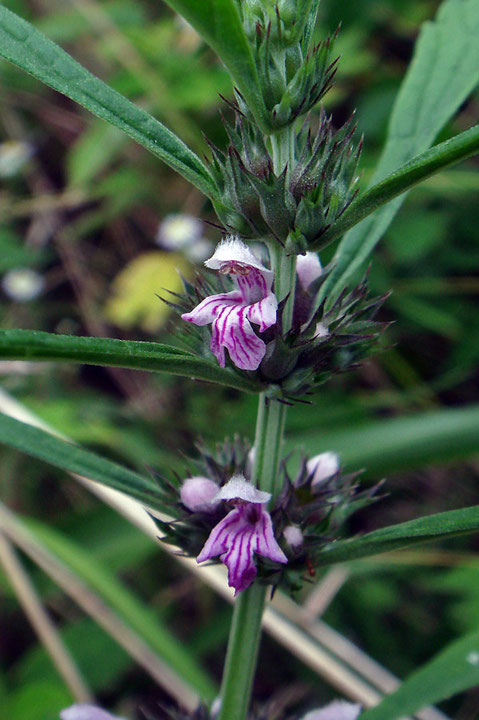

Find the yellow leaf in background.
[{"left": 104, "top": 251, "right": 190, "bottom": 333}]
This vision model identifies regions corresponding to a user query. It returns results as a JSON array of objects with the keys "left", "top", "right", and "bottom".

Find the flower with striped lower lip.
[
  {"left": 197, "top": 475, "right": 287, "bottom": 595},
  {"left": 181, "top": 237, "right": 278, "bottom": 370}
]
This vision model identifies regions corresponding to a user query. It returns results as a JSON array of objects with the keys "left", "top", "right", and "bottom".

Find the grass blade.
[{"left": 0, "top": 6, "right": 217, "bottom": 199}]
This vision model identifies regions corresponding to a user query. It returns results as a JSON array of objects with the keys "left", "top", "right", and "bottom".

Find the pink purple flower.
[
  {"left": 197, "top": 474, "right": 287, "bottom": 594},
  {"left": 300, "top": 700, "right": 361, "bottom": 720},
  {"left": 181, "top": 237, "right": 278, "bottom": 371},
  {"left": 60, "top": 705, "right": 126, "bottom": 720}
]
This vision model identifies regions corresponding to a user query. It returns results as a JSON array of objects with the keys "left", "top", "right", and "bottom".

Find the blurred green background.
[{"left": 0, "top": 0, "right": 478, "bottom": 718}]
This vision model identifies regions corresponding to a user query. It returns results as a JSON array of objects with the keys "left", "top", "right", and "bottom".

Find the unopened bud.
[
  {"left": 283, "top": 525, "right": 304, "bottom": 550},
  {"left": 180, "top": 477, "right": 220, "bottom": 513}
]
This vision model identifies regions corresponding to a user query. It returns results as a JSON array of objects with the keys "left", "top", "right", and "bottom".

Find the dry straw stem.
[
  {"left": 0, "top": 389, "right": 448, "bottom": 720},
  {"left": 0, "top": 530, "right": 92, "bottom": 703},
  {"left": 0, "top": 499, "right": 199, "bottom": 712}
]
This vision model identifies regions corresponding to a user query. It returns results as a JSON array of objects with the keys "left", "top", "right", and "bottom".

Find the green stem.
[
  {"left": 270, "top": 125, "right": 297, "bottom": 330},
  {"left": 217, "top": 397, "right": 287, "bottom": 720},
  {"left": 217, "top": 126, "right": 296, "bottom": 720}
]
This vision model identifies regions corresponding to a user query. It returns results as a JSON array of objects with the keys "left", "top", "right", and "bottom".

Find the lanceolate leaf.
[
  {"left": 319, "top": 0, "right": 479, "bottom": 305},
  {"left": 0, "top": 329, "right": 261, "bottom": 393},
  {"left": 0, "top": 6, "right": 217, "bottom": 199},
  {"left": 315, "top": 505, "right": 479, "bottom": 567},
  {"left": 359, "top": 629, "right": 479, "bottom": 720},
  {"left": 291, "top": 404, "right": 479, "bottom": 478},
  {"left": 0, "top": 412, "right": 165, "bottom": 509},
  {"left": 161, "top": 0, "right": 269, "bottom": 130},
  {"left": 315, "top": 124, "right": 479, "bottom": 249}
]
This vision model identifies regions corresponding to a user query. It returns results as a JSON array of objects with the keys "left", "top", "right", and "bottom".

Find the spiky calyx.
[
  {"left": 149, "top": 437, "right": 381, "bottom": 596},
  {"left": 208, "top": 111, "right": 361, "bottom": 248},
  {"left": 237, "top": 0, "right": 338, "bottom": 130}
]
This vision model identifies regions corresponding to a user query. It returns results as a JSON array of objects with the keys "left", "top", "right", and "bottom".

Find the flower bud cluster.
[
  {"left": 237, "top": 0, "right": 338, "bottom": 130},
  {"left": 209, "top": 111, "right": 361, "bottom": 250}
]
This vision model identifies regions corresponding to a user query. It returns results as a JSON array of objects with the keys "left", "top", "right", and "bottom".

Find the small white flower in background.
[
  {"left": 300, "top": 700, "right": 361, "bottom": 720},
  {"left": 296, "top": 251, "right": 323, "bottom": 291},
  {"left": 180, "top": 476, "right": 221, "bottom": 513},
  {"left": 283, "top": 524, "right": 304, "bottom": 550},
  {"left": 156, "top": 213, "right": 211, "bottom": 262},
  {"left": 307, "top": 451, "right": 340, "bottom": 487},
  {"left": 1, "top": 268, "right": 44, "bottom": 302},
  {"left": 60, "top": 704, "right": 127, "bottom": 720},
  {"left": 0, "top": 140, "right": 32, "bottom": 178}
]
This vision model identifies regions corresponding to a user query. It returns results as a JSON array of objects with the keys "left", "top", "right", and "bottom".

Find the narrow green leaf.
[
  {"left": 359, "top": 630, "right": 479, "bottom": 720},
  {"left": 0, "top": 6, "right": 217, "bottom": 199},
  {"left": 315, "top": 124, "right": 479, "bottom": 249},
  {"left": 0, "top": 329, "right": 261, "bottom": 393},
  {"left": 27, "top": 518, "right": 217, "bottom": 701},
  {"left": 0, "top": 412, "right": 163, "bottom": 510},
  {"left": 315, "top": 505, "right": 479, "bottom": 567},
  {"left": 161, "top": 0, "right": 269, "bottom": 131},
  {"left": 290, "top": 404, "right": 479, "bottom": 478},
  {"left": 320, "top": 0, "right": 479, "bottom": 305}
]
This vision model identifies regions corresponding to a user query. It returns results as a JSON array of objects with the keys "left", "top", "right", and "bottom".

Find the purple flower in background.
[
  {"left": 300, "top": 700, "right": 361, "bottom": 720},
  {"left": 60, "top": 705, "right": 126, "bottom": 720},
  {"left": 197, "top": 475, "right": 287, "bottom": 594},
  {"left": 181, "top": 237, "right": 278, "bottom": 370}
]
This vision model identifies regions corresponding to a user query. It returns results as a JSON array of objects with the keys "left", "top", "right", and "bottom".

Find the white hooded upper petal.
[
  {"left": 214, "top": 474, "right": 271, "bottom": 504},
  {"left": 205, "top": 237, "right": 272, "bottom": 281}
]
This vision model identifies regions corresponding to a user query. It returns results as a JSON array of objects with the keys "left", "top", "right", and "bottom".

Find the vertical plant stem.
[
  {"left": 270, "top": 125, "right": 297, "bottom": 330},
  {"left": 218, "top": 127, "right": 296, "bottom": 720}
]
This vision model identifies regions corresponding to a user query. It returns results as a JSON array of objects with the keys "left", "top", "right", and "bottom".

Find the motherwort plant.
[{"left": 0, "top": 0, "right": 478, "bottom": 719}]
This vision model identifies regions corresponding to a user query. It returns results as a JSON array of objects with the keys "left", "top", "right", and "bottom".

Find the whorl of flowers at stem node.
[{"left": 152, "top": 437, "right": 381, "bottom": 596}]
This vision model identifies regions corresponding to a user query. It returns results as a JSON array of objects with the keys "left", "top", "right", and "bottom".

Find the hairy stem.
[{"left": 217, "top": 126, "right": 296, "bottom": 720}]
